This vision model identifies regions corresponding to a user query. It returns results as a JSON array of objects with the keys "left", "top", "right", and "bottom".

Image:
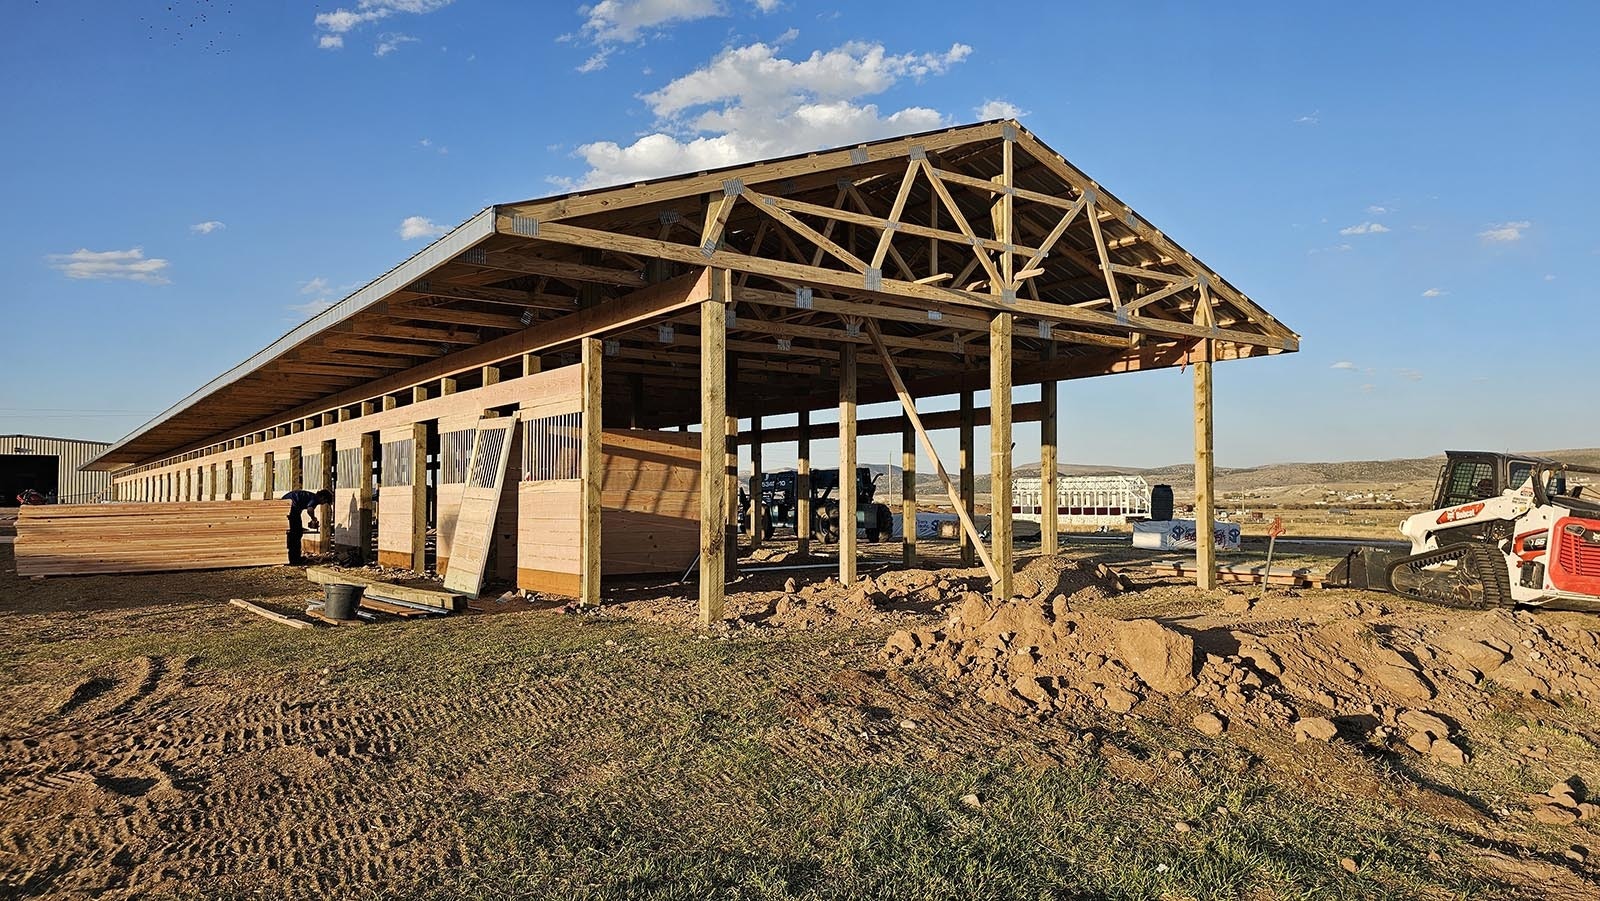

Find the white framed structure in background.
[{"left": 1012, "top": 475, "right": 1152, "bottom": 529}]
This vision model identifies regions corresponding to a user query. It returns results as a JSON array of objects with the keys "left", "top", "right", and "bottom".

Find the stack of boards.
[{"left": 14, "top": 501, "right": 289, "bottom": 576}]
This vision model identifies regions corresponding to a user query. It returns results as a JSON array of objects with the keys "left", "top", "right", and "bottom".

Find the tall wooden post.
[
  {"left": 1194, "top": 338, "right": 1218, "bottom": 589},
  {"left": 724, "top": 353, "right": 740, "bottom": 580},
  {"left": 959, "top": 390, "right": 975, "bottom": 567},
  {"left": 1040, "top": 347, "right": 1059, "bottom": 556},
  {"left": 319, "top": 439, "right": 336, "bottom": 551},
  {"left": 288, "top": 449, "right": 302, "bottom": 492},
  {"left": 796, "top": 408, "right": 812, "bottom": 556},
  {"left": 579, "top": 337, "right": 603, "bottom": 608},
  {"left": 901, "top": 405, "right": 917, "bottom": 566},
  {"left": 838, "top": 342, "right": 858, "bottom": 586},
  {"left": 356, "top": 435, "right": 375, "bottom": 563},
  {"left": 409, "top": 422, "right": 428, "bottom": 571},
  {"left": 699, "top": 270, "right": 730, "bottom": 626},
  {"left": 990, "top": 314, "right": 1014, "bottom": 601},
  {"left": 748, "top": 415, "right": 763, "bottom": 548}
]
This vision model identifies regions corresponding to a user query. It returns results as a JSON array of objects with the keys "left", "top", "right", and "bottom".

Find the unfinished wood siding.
[{"left": 516, "top": 428, "right": 700, "bottom": 597}]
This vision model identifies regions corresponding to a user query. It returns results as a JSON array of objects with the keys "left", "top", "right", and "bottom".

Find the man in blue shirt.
[{"left": 281, "top": 488, "right": 333, "bottom": 565}]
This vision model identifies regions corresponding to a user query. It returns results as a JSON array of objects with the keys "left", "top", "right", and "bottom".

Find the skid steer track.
[{"left": 1385, "top": 540, "right": 1514, "bottom": 610}]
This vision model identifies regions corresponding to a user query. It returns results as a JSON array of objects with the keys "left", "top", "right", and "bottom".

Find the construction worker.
[{"left": 282, "top": 488, "right": 333, "bottom": 565}]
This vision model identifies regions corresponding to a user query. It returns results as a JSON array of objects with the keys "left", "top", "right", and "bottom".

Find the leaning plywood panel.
[
  {"left": 14, "top": 501, "right": 291, "bottom": 576},
  {"left": 442, "top": 414, "right": 520, "bottom": 597}
]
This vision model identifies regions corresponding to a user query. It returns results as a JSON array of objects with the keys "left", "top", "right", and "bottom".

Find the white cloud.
[
  {"left": 314, "top": 0, "right": 452, "bottom": 50},
  {"left": 1330, "top": 361, "right": 1357, "bottom": 371},
  {"left": 374, "top": 32, "right": 418, "bottom": 56},
  {"left": 1544, "top": 273, "right": 1556, "bottom": 281},
  {"left": 1308, "top": 243, "right": 1353, "bottom": 255},
  {"left": 398, "top": 215, "right": 448, "bottom": 240},
  {"left": 751, "top": 0, "right": 781, "bottom": 11},
  {"left": 1294, "top": 111, "right": 1319, "bottom": 124},
  {"left": 565, "top": 40, "right": 972, "bottom": 189},
  {"left": 1479, "top": 220, "right": 1530, "bottom": 242},
  {"left": 577, "top": 48, "right": 613, "bottom": 72},
  {"left": 1360, "top": 384, "right": 1376, "bottom": 394},
  {"left": 1366, "top": 205, "right": 1388, "bottom": 214},
  {"left": 1420, "top": 287, "right": 1447, "bottom": 298},
  {"left": 46, "top": 248, "right": 170, "bottom": 284},
  {"left": 975, "top": 99, "right": 1026, "bottom": 120},
  {"left": 190, "top": 220, "right": 225, "bottom": 235},
  {"left": 299, "top": 276, "right": 331, "bottom": 296},
  {"left": 1338, "top": 221, "right": 1390, "bottom": 235},
  {"left": 288, "top": 299, "right": 336, "bottom": 316},
  {"left": 580, "top": 0, "right": 726, "bottom": 44},
  {"left": 1397, "top": 368, "right": 1424, "bottom": 382}
]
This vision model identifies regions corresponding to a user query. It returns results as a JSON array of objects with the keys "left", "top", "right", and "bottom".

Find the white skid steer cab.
[{"left": 1385, "top": 451, "right": 1600, "bottom": 611}]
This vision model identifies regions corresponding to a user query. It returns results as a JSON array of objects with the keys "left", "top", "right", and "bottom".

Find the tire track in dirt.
[{"left": 0, "top": 641, "right": 857, "bottom": 900}]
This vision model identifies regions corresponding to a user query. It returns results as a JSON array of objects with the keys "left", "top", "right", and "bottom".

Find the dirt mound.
[{"left": 886, "top": 589, "right": 1600, "bottom": 751}]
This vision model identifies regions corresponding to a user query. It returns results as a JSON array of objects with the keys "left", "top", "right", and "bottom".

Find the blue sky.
[{"left": 1, "top": 1, "right": 1594, "bottom": 471}]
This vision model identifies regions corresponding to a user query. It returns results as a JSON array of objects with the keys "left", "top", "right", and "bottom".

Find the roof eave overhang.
[{"left": 84, "top": 208, "right": 497, "bottom": 471}]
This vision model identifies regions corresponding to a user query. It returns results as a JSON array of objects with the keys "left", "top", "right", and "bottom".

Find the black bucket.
[
  {"left": 1151, "top": 484, "right": 1175, "bottom": 522},
  {"left": 323, "top": 583, "right": 364, "bottom": 620}
]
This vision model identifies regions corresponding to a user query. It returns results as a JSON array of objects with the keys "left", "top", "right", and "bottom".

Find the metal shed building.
[{"left": 1, "top": 435, "right": 112, "bottom": 505}]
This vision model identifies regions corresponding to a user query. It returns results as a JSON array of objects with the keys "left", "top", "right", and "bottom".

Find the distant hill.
[{"left": 909, "top": 449, "right": 1600, "bottom": 500}]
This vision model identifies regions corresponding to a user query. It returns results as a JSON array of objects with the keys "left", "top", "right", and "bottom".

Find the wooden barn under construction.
[{"left": 81, "top": 119, "right": 1299, "bottom": 623}]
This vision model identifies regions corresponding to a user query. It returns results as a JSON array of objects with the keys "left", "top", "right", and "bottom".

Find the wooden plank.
[
  {"left": 15, "top": 501, "right": 291, "bottom": 576},
  {"left": 700, "top": 271, "right": 729, "bottom": 626},
  {"left": 1194, "top": 338, "right": 1217, "bottom": 589},
  {"left": 838, "top": 341, "right": 858, "bottom": 586},
  {"left": 990, "top": 312, "right": 1014, "bottom": 601},
  {"left": 304, "top": 566, "right": 464, "bottom": 610},
  {"left": 1040, "top": 345, "right": 1059, "bottom": 556},
  {"left": 748, "top": 414, "right": 763, "bottom": 549},
  {"left": 796, "top": 408, "right": 811, "bottom": 555},
  {"left": 959, "top": 390, "right": 975, "bottom": 568},
  {"left": 229, "top": 598, "right": 314, "bottom": 630},
  {"left": 901, "top": 406, "right": 916, "bottom": 566},
  {"left": 579, "top": 337, "right": 603, "bottom": 608}
]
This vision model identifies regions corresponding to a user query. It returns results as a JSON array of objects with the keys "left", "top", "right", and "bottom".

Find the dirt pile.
[{"left": 885, "top": 578, "right": 1600, "bottom": 753}]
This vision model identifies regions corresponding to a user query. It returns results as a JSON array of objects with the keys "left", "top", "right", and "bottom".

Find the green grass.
[{"left": 0, "top": 581, "right": 1527, "bottom": 901}]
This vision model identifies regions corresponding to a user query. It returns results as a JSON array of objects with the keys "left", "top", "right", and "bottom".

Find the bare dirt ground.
[{"left": 2, "top": 538, "right": 1598, "bottom": 900}]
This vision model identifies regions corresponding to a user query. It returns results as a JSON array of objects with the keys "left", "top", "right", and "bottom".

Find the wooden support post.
[
  {"left": 1194, "top": 338, "right": 1218, "bottom": 589},
  {"left": 796, "top": 408, "right": 812, "bottom": 556},
  {"left": 522, "top": 352, "right": 540, "bottom": 377},
  {"left": 356, "top": 434, "right": 376, "bottom": 564},
  {"left": 838, "top": 342, "right": 858, "bottom": 586},
  {"left": 440, "top": 376, "right": 458, "bottom": 395},
  {"left": 1040, "top": 346, "right": 1059, "bottom": 557},
  {"left": 382, "top": 395, "right": 397, "bottom": 412},
  {"left": 725, "top": 353, "right": 740, "bottom": 579},
  {"left": 901, "top": 405, "right": 916, "bottom": 566},
  {"left": 409, "top": 422, "right": 428, "bottom": 571},
  {"left": 360, "top": 400, "right": 376, "bottom": 417},
  {"left": 959, "top": 390, "right": 975, "bottom": 567},
  {"left": 241, "top": 457, "right": 253, "bottom": 501},
  {"left": 481, "top": 364, "right": 501, "bottom": 386},
  {"left": 990, "top": 313, "right": 1014, "bottom": 601},
  {"left": 699, "top": 269, "right": 730, "bottom": 627},
  {"left": 579, "top": 337, "right": 603, "bottom": 608},
  {"left": 413, "top": 385, "right": 429, "bottom": 404},
  {"left": 261, "top": 451, "right": 274, "bottom": 497},
  {"left": 319, "top": 439, "right": 336, "bottom": 551},
  {"left": 748, "top": 415, "right": 763, "bottom": 549}
]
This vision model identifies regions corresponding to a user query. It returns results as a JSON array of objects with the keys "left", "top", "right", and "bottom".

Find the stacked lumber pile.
[{"left": 15, "top": 501, "right": 290, "bottom": 576}]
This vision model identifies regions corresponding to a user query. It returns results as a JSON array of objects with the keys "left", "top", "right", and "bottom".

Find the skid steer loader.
[{"left": 1382, "top": 451, "right": 1600, "bottom": 611}]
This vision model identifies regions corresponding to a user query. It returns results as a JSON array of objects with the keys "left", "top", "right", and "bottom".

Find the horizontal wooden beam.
[
  {"left": 494, "top": 217, "right": 1295, "bottom": 351},
  {"left": 740, "top": 400, "right": 1044, "bottom": 445}
]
